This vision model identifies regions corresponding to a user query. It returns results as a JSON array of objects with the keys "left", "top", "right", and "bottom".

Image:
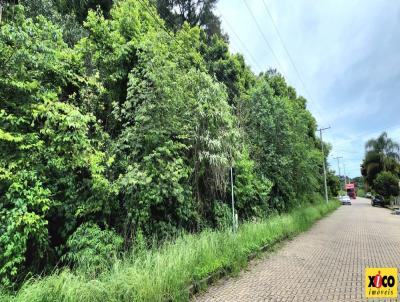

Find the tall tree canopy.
[
  {"left": 155, "top": 0, "right": 225, "bottom": 38},
  {"left": 361, "top": 132, "right": 400, "bottom": 188},
  {"left": 0, "top": 0, "right": 328, "bottom": 289}
]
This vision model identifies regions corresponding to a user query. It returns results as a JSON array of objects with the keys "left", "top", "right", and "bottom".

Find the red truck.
[{"left": 345, "top": 183, "right": 357, "bottom": 199}]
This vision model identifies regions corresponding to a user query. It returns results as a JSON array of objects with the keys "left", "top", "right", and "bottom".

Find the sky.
[{"left": 216, "top": 0, "right": 400, "bottom": 178}]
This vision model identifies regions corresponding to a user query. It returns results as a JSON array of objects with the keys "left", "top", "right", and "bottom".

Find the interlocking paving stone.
[{"left": 194, "top": 198, "right": 400, "bottom": 302}]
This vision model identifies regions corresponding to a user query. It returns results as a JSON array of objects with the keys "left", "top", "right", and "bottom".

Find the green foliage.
[
  {"left": 327, "top": 170, "right": 340, "bottom": 197},
  {"left": 233, "top": 149, "right": 273, "bottom": 218},
  {"left": 242, "top": 73, "right": 322, "bottom": 210},
  {"left": 156, "top": 0, "right": 225, "bottom": 39},
  {"left": 351, "top": 176, "right": 365, "bottom": 190},
  {"left": 102, "top": 12, "right": 239, "bottom": 238},
  {"left": 200, "top": 35, "right": 255, "bottom": 104},
  {"left": 0, "top": 8, "right": 67, "bottom": 286},
  {"left": 0, "top": 5, "right": 113, "bottom": 287},
  {"left": 357, "top": 188, "right": 366, "bottom": 198},
  {"left": 373, "top": 172, "right": 399, "bottom": 201},
  {"left": 19, "top": 0, "right": 87, "bottom": 46},
  {"left": 361, "top": 132, "right": 400, "bottom": 187},
  {"left": 3, "top": 201, "right": 339, "bottom": 302},
  {"left": 212, "top": 201, "right": 232, "bottom": 229},
  {"left": 0, "top": 171, "right": 52, "bottom": 287},
  {"left": 1, "top": 0, "right": 330, "bottom": 290},
  {"left": 64, "top": 223, "right": 123, "bottom": 277}
]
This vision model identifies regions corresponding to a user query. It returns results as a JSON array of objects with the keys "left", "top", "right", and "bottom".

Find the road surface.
[{"left": 194, "top": 197, "right": 400, "bottom": 301}]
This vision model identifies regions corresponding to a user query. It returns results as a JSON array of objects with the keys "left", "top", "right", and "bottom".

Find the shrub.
[
  {"left": 213, "top": 201, "right": 232, "bottom": 230},
  {"left": 373, "top": 172, "right": 399, "bottom": 203},
  {"left": 5, "top": 200, "right": 339, "bottom": 302},
  {"left": 63, "top": 223, "right": 123, "bottom": 277}
]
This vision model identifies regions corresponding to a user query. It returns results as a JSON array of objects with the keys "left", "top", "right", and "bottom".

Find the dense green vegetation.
[
  {"left": 361, "top": 132, "right": 400, "bottom": 201},
  {"left": 356, "top": 188, "right": 366, "bottom": 198},
  {"left": 0, "top": 0, "right": 336, "bottom": 294},
  {"left": 0, "top": 200, "right": 339, "bottom": 302}
]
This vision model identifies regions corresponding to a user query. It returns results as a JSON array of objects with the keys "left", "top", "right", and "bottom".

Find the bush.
[
  {"left": 213, "top": 201, "right": 232, "bottom": 230},
  {"left": 4, "top": 200, "right": 339, "bottom": 302},
  {"left": 63, "top": 223, "right": 123, "bottom": 277},
  {"left": 373, "top": 172, "right": 399, "bottom": 203},
  {"left": 357, "top": 188, "right": 365, "bottom": 197}
]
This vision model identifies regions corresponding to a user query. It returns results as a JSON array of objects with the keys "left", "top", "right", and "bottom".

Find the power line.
[
  {"left": 136, "top": 0, "right": 175, "bottom": 40},
  {"left": 261, "top": 0, "right": 310, "bottom": 99},
  {"left": 242, "top": 0, "right": 285, "bottom": 74},
  {"left": 333, "top": 156, "right": 343, "bottom": 176},
  {"left": 261, "top": 0, "right": 323, "bottom": 121},
  {"left": 138, "top": 0, "right": 323, "bottom": 127},
  {"left": 217, "top": 10, "right": 263, "bottom": 72},
  {"left": 136, "top": 0, "right": 238, "bottom": 89}
]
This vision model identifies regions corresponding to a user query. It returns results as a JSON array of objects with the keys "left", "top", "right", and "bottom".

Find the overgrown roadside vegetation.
[
  {"left": 1, "top": 0, "right": 341, "bottom": 296},
  {"left": 1, "top": 200, "right": 339, "bottom": 302}
]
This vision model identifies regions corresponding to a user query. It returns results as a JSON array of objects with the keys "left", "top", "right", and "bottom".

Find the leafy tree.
[
  {"left": 373, "top": 172, "right": 399, "bottom": 203},
  {"left": 64, "top": 223, "right": 123, "bottom": 277},
  {"left": 19, "top": 0, "right": 86, "bottom": 45},
  {"left": 0, "top": 0, "right": 328, "bottom": 289},
  {"left": 155, "top": 0, "right": 225, "bottom": 39},
  {"left": 361, "top": 132, "right": 400, "bottom": 187},
  {"left": 58, "top": 0, "right": 114, "bottom": 23},
  {"left": 116, "top": 44, "right": 238, "bottom": 238},
  {"left": 242, "top": 73, "right": 322, "bottom": 211},
  {"left": 74, "top": 0, "right": 161, "bottom": 135},
  {"left": 200, "top": 34, "right": 255, "bottom": 106},
  {"left": 0, "top": 5, "right": 113, "bottom": 286},
  {"left": 327, "top": 170, "right": 340, "bottom": 197},
  {"left": 233, "top": 148, "right": 273, "bottom": 218},
  {"left": 351, "top": 176, "right": 364, "bottom": 190}
]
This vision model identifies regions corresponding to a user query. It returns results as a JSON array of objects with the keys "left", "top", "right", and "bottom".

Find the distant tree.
[
  {"left": 327, "top": 170, "right": 340, "bottom": 197},
  {"left": 18, "top": 0, "right": 86, "bottom": 45},
  {"left": 361, "top": 132, "right": 400, "bottom": 187},
  {"left": 199, "top": 34, "right": 255, "bottom": 105},
  {"left": 351, "top": 176, "right": 364, "bottom": 190},
  {"left": 155, "top": 0, "right": 225, "bottom": 39},
  {"left": 373, "top": 172, "right": 399, "bottom": 204},
  {"left": 56, "top": 0, "right": 113, "bottom": 23},
  {"left": 0, "top": 0, "right": 331, "bottom": 288}
]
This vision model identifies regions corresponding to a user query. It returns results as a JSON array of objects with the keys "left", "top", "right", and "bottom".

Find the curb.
[{"left": 186, "top": 241, "right": 275, "bottom": 297}]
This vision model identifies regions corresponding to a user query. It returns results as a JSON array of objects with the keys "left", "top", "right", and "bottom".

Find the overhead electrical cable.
[
  {"left": 242, "top": 0, "right": 285, "bottom": 74},
  {"left": 262, "top": 0, "right": 324, "bottom": 121},
  {"left": 261, "top": 0, "right": 313, "bottom": 101},
  {"left": 217, "top": 9, "right": 263, "bottom": 71},
  {"left": 139, "top": 0, "right": 257, "bottom": 91}
]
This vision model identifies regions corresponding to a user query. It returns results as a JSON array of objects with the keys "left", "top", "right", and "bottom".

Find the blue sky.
[{"left": 216, "top": 0, "right": 400, "bottom": 178}]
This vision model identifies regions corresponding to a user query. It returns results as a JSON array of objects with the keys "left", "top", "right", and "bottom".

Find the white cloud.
[{"left": 217, "top": 0, "right": 400, "bottom": 177}]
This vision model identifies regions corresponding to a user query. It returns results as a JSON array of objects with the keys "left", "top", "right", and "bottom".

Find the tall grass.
[
  {"left": 1, "top": 200, "right": 339, "bottom": 302},
  {"left": 357, "top": 188, "right": 366, "bottom": 197}
]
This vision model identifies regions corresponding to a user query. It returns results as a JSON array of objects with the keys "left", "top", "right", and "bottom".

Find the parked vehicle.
[
  {"left": 365, "top": 192, "right": 372, "bottom": 198},
  {"left": 340, "top": 195, "right": 352, "bottom": 205},
  {"left": 371, "top": 195, "right": 384, "bottom": 207}
]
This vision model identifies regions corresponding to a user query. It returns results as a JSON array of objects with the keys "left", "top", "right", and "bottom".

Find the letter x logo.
[{"left": 368, "top": 276, "right": 375, "bottom": 287}]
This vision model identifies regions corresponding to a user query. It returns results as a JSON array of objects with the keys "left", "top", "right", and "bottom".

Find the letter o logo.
[{"left": 388, "top": 276, "right": 395, "bottom": 287}]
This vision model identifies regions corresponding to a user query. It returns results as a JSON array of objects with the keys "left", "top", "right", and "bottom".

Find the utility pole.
[
  {"left": 343, "top": 163, "right": 347, "bottom": 185},
  {"left": 318, "top": 126, "right": 331, "bottom": 203},
  {"left": 230, "top": 167, "right": 237, "bottom": 232},
  {"left": 334, "top": 156, "right": 343, "bottom": 194}
]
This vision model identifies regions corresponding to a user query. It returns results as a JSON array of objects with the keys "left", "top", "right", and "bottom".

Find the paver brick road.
[{"left": 194, "top": 198, "right": 400, "bottom": 302}]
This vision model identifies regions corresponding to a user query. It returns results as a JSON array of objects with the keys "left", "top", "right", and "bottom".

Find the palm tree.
[{"left": 362, "top": 132, "right": 400, "bottom": 187}]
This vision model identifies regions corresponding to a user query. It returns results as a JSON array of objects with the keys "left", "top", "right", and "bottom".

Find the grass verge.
[{"left": 1, "top": 200, "right": 340, "bottom": 302}]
